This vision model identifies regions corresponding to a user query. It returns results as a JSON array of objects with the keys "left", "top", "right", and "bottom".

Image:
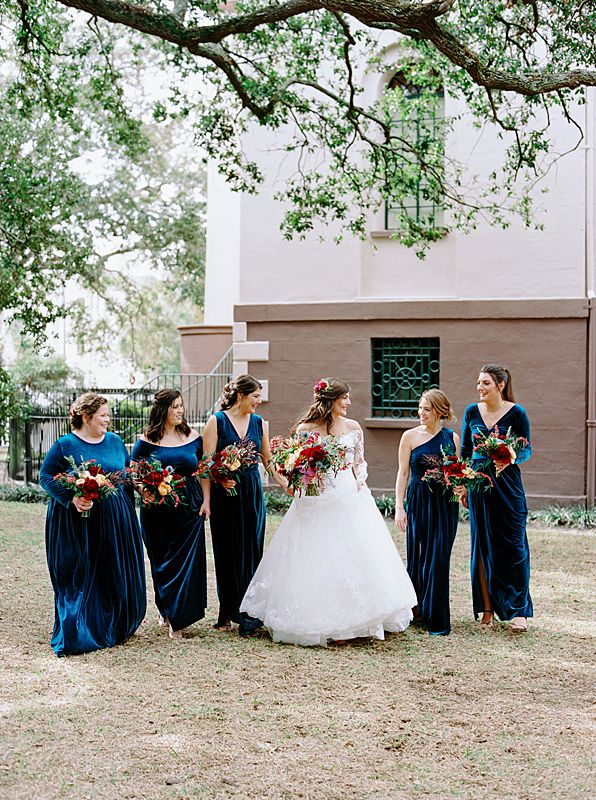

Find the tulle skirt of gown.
[{"left": 240, "top": 471, "right": 417, "bottom": 646}]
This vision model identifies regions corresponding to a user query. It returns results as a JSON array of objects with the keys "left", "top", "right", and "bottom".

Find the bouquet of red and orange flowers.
[
  {"left": 194, "top": 438, "right": 258, "bottom": 497},
  {"left": 128, "top": 456, "right": 186, "bottom": 508},
  {"left": 53, "top": 456, "right": 121, "bottom": 517},
  {"left": 473, "top": 425, "right": 529, "bottom": 475},
  {"left": 422, "top": 449, "right": 493, "bottom": 500},
  {"left": 269, "top": 431, "right": 349, "bottom": 497}
]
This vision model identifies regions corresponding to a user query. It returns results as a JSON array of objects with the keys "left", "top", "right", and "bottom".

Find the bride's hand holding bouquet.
[{"left": 269, "top": 431, "right": 349, "bottom": 497}]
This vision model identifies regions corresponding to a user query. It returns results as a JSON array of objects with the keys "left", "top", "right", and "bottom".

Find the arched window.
[{"left": 384, "top": 70, "right": 445, "bottom": 231}]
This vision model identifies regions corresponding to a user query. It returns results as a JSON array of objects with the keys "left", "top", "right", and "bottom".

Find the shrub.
[
  {"left": 529, "top": 505, "right": 596, "bottom": 529},
  {"left": 0, "top": 484, "right": 48, "bottom": 503}
]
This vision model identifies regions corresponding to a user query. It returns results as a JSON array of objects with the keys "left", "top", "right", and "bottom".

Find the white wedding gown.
[{"left": 240, "top": 429, "right": 417, "bottom": 646}]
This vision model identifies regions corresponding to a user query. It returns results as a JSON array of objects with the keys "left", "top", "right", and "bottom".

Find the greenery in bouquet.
[
  {"left": 473, "top": 426, "right": 529, "bottom": 475},
  {"left": 194, "top": 438, "right": 258, "bottom": 497},
  {"left": 128, "top": 456, "right": 186, "bottom": 508},
  {"left": 269, "top": 432, "right": 349, "bottom": 497},
  {"left": 422, "top": 448, "right": 493, "bottom": 501},
  {"left": 53, "top": 456, "right": 121, "bottom": 517}
]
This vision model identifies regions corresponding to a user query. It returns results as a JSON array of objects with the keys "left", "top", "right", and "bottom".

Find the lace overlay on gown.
[{"left": 240, "top": 429, "right": 416, "bottom": 646}]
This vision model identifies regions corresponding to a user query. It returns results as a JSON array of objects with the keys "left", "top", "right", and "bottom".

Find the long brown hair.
[
  {"left": 480, "top": 364, "right": 515, "bottom": 402},
  {"left": 295, "top": 378, "right": 350, "bottom": 434},
  {"left": 220, "top": 375, "right": 262, "bottom": 410},
  {"left": 144, "top": 389, "right": 191, "bottom": 443},
  {"left": 70, "top": 392, "right": 109, "bottom": 430}
]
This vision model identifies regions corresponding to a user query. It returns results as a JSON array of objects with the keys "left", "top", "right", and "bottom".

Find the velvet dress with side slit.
[{"left": 460, "top": 403, "right": 533, "bottom": 621}]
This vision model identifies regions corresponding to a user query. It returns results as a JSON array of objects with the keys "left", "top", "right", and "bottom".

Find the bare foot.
[
  {"left": 480, "top": 611, "right": 495, "bottom": 629},
  {"left": 168, "top": 625, "right": 184, "bottom": 640},
  {"left": 510, "top": 617, "right": 528, "bottom": 632}
]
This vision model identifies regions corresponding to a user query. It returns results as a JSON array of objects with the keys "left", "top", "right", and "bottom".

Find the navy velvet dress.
[
  {"left": 209, "top": 411, "right": 266, "bottom": 635},
  {"left": 39, "top": 432, "right": 146, "bottom": 657},
  {"left": 406, "top": 428, "right": 459, "bottom": 635},
  {"left": 131, "top": 437, "right": 207, "bottom": 632},
  {"left": 461, "top": 404, "right": 533, "bottom": 621}
]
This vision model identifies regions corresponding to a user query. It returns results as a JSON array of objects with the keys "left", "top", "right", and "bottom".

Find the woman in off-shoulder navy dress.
[
  {"left": 200, "top": 375, "right": 286, "bottom": 637},
  {"left": 131, "top": 389, "right": 206, "bottom": 640},
  {"left": 460, "top": 364, "right": 532, "bottom": 632},
  {"left": 39, "top": 393, "right": 146, "bottom": 657},
  {"left": 395, "top": 390, "right": 459, "bottom": 635}
]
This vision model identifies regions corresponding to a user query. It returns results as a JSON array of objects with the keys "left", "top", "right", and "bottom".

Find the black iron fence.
[{"left": 8, "top": 350, "right": 233, "bottom": 483}]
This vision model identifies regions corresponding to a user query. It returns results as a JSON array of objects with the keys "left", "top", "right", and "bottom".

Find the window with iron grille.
[
  {"left": 371, "top": 338, "right": 440, "bottom": 419},
  {"left": 385, "top": 72, "right": 445, "bottom": 231}
]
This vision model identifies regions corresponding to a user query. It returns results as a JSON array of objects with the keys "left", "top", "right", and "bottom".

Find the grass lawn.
[{"left": 0, "top": 501, "right": 594, "bottom": 800}]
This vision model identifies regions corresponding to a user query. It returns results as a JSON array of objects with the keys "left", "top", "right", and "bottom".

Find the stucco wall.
[{"left": 236, "top": 299, "right": 589, "bottom": 506}]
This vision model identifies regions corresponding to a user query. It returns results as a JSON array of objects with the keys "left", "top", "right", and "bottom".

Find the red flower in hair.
[{"left": 313, "top": 379, "right": 331, "bottom": 396}]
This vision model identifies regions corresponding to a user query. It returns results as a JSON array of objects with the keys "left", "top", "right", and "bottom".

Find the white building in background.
[{"left": 180, "top": 46, "right": 596, "bottom": 506}]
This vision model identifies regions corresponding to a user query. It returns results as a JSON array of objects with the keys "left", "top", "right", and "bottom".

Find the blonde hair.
[
  {"left": 70, "top": 392, "right": 109, "bottom": 430},
  {"left": 420, "top": 389, "right": 456, "bottom": 421}
]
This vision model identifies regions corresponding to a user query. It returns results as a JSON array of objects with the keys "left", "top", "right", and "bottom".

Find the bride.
[{"left": 240, "top": 378, "right": 417, "bottom": 646}]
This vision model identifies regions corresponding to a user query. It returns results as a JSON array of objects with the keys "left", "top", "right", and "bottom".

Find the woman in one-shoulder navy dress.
[
  {"left": 460, "top": 364, "right": 532, "bottom": 632},
  {"left": 200, "top": 375, "right": 286, "bottom": 637},
  {"left": 395, "top": 390, "right": 459, "bottom": 635},
  {"left": 131, "top": 389, "right": 206, "bottom": 639},
  {"left": 39, "top": 393, "right": 146, "bottom": 656}
]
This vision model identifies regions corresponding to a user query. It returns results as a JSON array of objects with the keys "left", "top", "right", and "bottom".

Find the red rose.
[
  {"left": 81, "top": 478, "right": 100, "bottom": 500},
  {"left": 443, "top": 462, "right": 465, "bottom": 479},
  {"left": 88, "top": 466, "right": 104, "bottom": 476},
  {"left": 145, "top": 470, "right": 164, "bottom": 485},
  {"left": 489, "top": 443, "right": 511, "bottom": 462}
]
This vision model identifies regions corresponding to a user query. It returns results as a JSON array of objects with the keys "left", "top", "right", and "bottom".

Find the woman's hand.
[
  {"left": 72, "top": 496, "right": 93, "bottom": 514},
  {"left": 140, "top": 488, "right": 153, "bottom": 506},
  {"left": 199, "top": 500, "right": 211, "bottom": 519},
  {"left": 493, "top": 458, "right": 510, "bottom": 475},
  {"left": 454, "top": 485, "right": 468, "bottom": 508},
  {"left": 395, "top": 505, "right": 407, "bottom": 532},
  {"left": 221, "top": 479, "right": 236, "bottom": 491}
]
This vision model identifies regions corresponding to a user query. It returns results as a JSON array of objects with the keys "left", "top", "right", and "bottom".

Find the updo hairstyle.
[
  {"left": 144, "top": 388, "right": 191, "bottom": 443},
  {"left": 480, "top": 364, "right": 515, "bottom": 402},
  {"left": 420, "top": 389, "right": 456, "bottom": 422},
  {"left": 220, "top": 375, "right": 262, "bottom": 411},
  {"left": 296, "top": 377, "right": 350, "bottom": 434},
  {"left": 69, "top": 392, "right": 109, "bottom": 430}
]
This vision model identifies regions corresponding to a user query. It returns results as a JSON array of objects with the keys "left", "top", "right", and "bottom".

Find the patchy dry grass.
[{"left": 0, "top": 501, "right": 594, "bottom": 800}]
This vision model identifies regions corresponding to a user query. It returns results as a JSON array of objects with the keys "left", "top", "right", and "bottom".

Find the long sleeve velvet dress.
[
  {"left": 460, "top": 403, "right": 533, "bottom": 621},
  {"left": 39, "top": 432, "right": 146, "bottom": 656},
  {"left": 131, "top": 437, "right": 207, "bottom": 632},
  {"left": 405, "top": 428, "right": 459, "bottom": 635},
  {"left": 209, "top": 411, "right": 266, "bottom": 635}
]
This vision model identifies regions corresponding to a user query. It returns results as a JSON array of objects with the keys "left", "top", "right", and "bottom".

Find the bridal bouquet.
[
  {"left": 422, "top": 449, "right": 493, "bottom": 501},
  {"left": 194, "top": 438, "right": 258, "bottom": 497},
  {"left": 53, "top": 456, "right": 121, "bottom": 517},
  {"left": 473, "top": 425, "right": 529, "bottom": 475},
  {"left": 128, "top": 456, "right": 186, "bottom": 508},
  {"left": 269, "top": 431, "right": 349, "bottom": 496}
]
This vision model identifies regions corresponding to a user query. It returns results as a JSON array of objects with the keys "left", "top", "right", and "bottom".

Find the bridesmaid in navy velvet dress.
[
  {"left": 39, "top": 393, "right": 146, "bottom": 657},
  {"left": 131, "top": 389, "right": 206, "bottom": 640},
  {"left": 459, "top": 364, "right": 532, "bottom": 632},
  {"left": 200, "top": 375, "right": 286, "bottom": 637},
  {"left": 395, "top": 390, "right": 459, "bottom": 635}
]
